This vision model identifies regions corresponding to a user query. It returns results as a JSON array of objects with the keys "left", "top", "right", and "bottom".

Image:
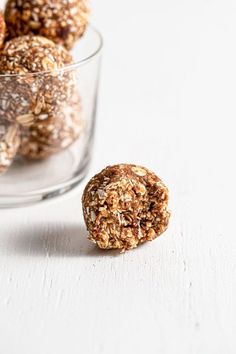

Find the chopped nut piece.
[
  {"left": 0, "top": 120, "right": 20, "bottom": 175},
  {"left": 0, "top": 11, "right": 6, "bottom": 48},
  {"left": 5, "top": 0, "right": 90, "bottom": 49},
  {"left": 0, "top": 35, "right": 74, "bottom": 126},
  {"left": 82, "top": 164, "right": 171, "bottom": 251}
]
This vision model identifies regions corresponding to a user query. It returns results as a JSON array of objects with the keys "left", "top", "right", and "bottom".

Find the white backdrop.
[{"left": 0, "top": 1, "right": 236, "bottom": 354}]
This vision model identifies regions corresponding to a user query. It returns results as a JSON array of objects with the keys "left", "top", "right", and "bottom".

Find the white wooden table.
[{"left": 1, "top": 1, "right": 236, "bottom": 353}]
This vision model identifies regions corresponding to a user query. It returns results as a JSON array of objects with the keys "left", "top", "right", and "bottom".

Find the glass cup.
[{"left": 0, "top": 26, "right": 103, "bottom": 207}]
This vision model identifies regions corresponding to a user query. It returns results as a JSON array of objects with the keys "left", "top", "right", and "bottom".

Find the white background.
[{"left": 1, "top": 0, "right": 236, "bottom": 353}]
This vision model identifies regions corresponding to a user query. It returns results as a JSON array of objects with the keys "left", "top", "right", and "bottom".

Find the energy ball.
[
  {"left": 19, "top": 94, "right": 83, "bottom": 159},
  {"left": 5, "top": 0, "right": 90, "bottom": 49},
  {"left": 0, "top": 11, "right": 6, "bottom": 48},
  {"left": 0, "top": 35, "right": 74, "bottom": 126},
  {"left": 0, "top": 120, "right": 20, "bottom": 174},
  {"left": 82, "top": 164, "right": 170, "bottom": 251},
  {"left": 0, "top": 35, "right": 72, "bottom": 75}
]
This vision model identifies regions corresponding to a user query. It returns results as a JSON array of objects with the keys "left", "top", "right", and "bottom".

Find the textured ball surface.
[
  {"left": 0, "top": 11, "right": 6, "bottom": 48},
  {"left": 0, "top": 35, "right": 72, "bottom": 74},
  {"left": 0, "top": 120, "right": 20, "bottom": 174},
  {"left": 19, "top": 93, "right": 83, "bottom": 159},
  {"left": 0, "top": 35, "right": 74, "bottom": 126},
  {"left": 82, "top": 164, "right": 170, "bottom": 251},
  {"left": 5, "top": 0, "right": 90, "bottom": 49}
]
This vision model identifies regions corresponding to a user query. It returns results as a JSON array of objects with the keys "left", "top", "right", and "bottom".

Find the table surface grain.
[{"left": 1, "top": 1, "right": 236, "bottom": 353}]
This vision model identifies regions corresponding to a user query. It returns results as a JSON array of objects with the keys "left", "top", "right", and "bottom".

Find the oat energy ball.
[
  {"left": 82, "top": 164, "right": 170, "bottom": 251},
  {"left": 19, "top": 94, "right": 83, "bottom": 159},
  {"left": 0, "top": 120, "right": 20, "bottom": 174},
  {"left": 0, "top": 35, "right": 74, "bottom": 126},
  {"left": 5, "top": 0, "right": 90, "bottom": 49},
  {"left": 0, "top": 11, "right": 6, "bottom": 48}
]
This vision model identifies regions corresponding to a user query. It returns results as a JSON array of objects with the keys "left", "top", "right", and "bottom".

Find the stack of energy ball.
[
  {"left": 0, "top": 0, "right": 89, "bottom": 174},
  {"left": 0, "top": 2, "right": 171, "bottom": 252}
]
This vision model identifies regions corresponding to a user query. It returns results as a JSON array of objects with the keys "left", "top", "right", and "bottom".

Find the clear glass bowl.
[{"left": 0, "top": 26, "right": 103, "bottom": 207}]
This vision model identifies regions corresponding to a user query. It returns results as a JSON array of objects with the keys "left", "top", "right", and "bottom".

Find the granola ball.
[
  {"left": 5, "top": 0, "right": 90, "bottom": 49},
  {"left": 0, "top": 11, "right": 6, "bottom": 48},
  {"left": 82, "top": 164, "right": 170, "bottom": 251},
  {"left": 0, "top": 120, "right": 20, "bottom": 174},
  {"left": 19, "top": 94, "right": 83, "bottom": 159},
  {"left": 0, "top": 35, "right": 74, "bottom": 126}
]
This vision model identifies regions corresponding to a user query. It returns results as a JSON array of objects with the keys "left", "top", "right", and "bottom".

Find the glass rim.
[{"left": 0, "top": 25, "right": 103, "bottom": 78}]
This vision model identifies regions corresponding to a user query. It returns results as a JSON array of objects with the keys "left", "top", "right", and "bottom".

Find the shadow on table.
[{"left": 13, "top": 222, "right": 120, "bottom": 258}]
